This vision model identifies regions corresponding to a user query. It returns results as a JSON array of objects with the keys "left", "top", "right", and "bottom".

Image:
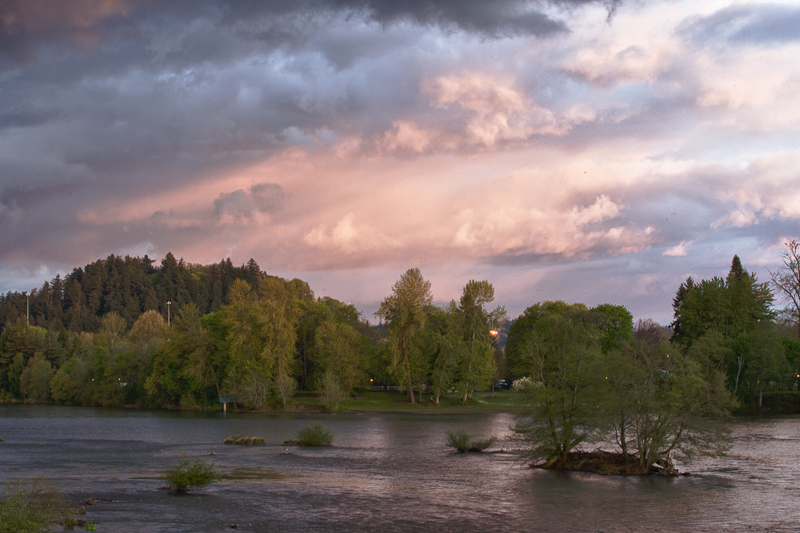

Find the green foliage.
[
  {"left": 316, "top": 370, "right": 346, "bottom": 413},
  {"left": 672, "top": 256, "right": 775, "bottom": 347},
  {"left": 512, "top": 307, "right": 734, "bottom": 472},
  {"left": 313, "top": 321, "right": 366, "bottom": 393},
  {"left": 592, "top": 303, "right": 634, "bottom": 353},
  {"left": 598, "top": 322, "right": 734, "bottom": 473},
  {"left": 733, "top": 322, "right": 786, "bottom": 404},
  {"left": 511, "top": 307, "right": 604, "bottom": 463},
  {"left": 445, "top": 429, "right": 497, "bottom": 452},
  {"left": 19, "top": 356, "right": 52, "bottom": 403},
  {"left": 0, "top": 477, "right": 73, "bottom": 533},
  {"left": 505, "top": 301, "right": 589, "bottom": 380},
  {"left": 162, "top": 455, "right": 220, "bottom": 492},
  {"left": 296, "top": 422, "right": 334, "bottom": 446},
  {"left": 375, "top": 268, "right": 433, "bottom": 403},
  {"left": 452, "top": 280, "right": 506, "bottom": 404},
  {"left": 444, "top": 428, "right": 470, "bottom": 451}
]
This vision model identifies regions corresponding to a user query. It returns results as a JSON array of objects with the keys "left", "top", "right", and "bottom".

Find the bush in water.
[
  {"left": 445, "top": 429, "right": 497, "bottom": 452},
  {"left": 297, "top": 422, "right": 334, "bottom": 446},
  {"left": 162, "top": 454, "right": 220, "bottom": 492}
]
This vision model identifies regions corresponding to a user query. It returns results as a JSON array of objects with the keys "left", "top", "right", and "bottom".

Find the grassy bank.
[{"left": 273, "top": 390, "right": 527, "bottom": 414}]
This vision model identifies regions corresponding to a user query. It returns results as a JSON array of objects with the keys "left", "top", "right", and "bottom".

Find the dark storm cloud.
[
  {"left": 0, "top": 0, "right": 624, "bottom": 68},
  {"left": 679, "top": 4, "right": 800, "bottom": 46},
  {"left": 328, "top": 0, "right": 567, "bottom": 37}
]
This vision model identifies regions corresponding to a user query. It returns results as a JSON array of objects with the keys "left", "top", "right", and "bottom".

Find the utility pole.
[
  {"left": 167, "top": 301, "right": 171, "bottom": 326},
  {"left": 25, "top": 291, "right": 29, "bottom": 326}
]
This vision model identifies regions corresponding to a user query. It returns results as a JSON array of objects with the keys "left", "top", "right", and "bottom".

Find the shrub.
[
  {"left": 445, "top": 429, "right": 497, "bottom": 453},
  {"left": 162, "top": 455, "right": 220, "bottom": 492},
  {"left": 296, "top": 422, "right": 334, "bottom": 446},
  {"left": 316, "top": 371, "right": 345, "bottom": 413},
  {"left": 0, "top": 477, "right": 74, "bottom": 533},
  {"left": 512, "top": 376, "right": 541, "bottom": 393},
  {"left": 445, "top": 429, "right": 471, "bottom": 452},
  {"left": 467, "top": 435, "right": 497, "bottom": 452}
]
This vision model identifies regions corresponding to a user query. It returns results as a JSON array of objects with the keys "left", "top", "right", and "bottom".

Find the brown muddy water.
[{"left": 1, "top": 406, "right": 799, "bottom": 532}]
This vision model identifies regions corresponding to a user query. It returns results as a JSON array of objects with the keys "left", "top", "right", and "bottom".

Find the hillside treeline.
[{"left": 0, "top": 252, "right": 272, "bottom": 333}]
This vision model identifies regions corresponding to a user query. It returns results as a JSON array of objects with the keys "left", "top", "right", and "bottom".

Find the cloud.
[
  {"left": 303, "top": 212, "right": 398, "bottom": 254},
  {"left": 427, "top": 72, "right": 566, "bottom": 145},
  {"left": 342, "top": 0, "right": 569, "bottom": 37},
  {"left": 3, "top": 0, "right": 800, "bottom": 329},
  {"left": 663, "top": 241, "right": 692, "bottom": 257},
  {"left": 679, "top": 4, "right": 800, "bottom": 47},
  {"left": 214, "top": 183, "right": 286, "bottom": 223},
  {"left": 0, "top": 0, "right": 134, "bottom": 63}
]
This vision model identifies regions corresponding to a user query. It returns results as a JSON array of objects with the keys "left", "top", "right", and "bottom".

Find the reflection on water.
[{"left": 1, "top": 406, "right": 798, "bottom": 532}]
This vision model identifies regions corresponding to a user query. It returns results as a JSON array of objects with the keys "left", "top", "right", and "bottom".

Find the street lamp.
[
  {"left": 25, "top": 292, "right": 29, "bottom": 326},
  {"left": 166, "top": 301, "right": 171, "bottom": 326}
]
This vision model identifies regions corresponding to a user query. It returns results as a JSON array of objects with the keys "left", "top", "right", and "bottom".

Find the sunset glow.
[{"left": 1, "top": 0, "right": 799, "bottom": 322}]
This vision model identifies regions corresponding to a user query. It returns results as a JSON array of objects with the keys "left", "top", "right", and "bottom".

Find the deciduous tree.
[
  {"left": 770, "top": 239, "right": 800, "bottom": 338},
  {"left": 375, "top": 268, "right": 433, "bottom": 403},
  {"left": 511, "top": 308, "right": 603, "bottom": 464}
]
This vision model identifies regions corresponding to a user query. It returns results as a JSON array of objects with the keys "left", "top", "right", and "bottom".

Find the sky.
[{"left": 1, "top": 0, "right": 799, "bottom": 325}]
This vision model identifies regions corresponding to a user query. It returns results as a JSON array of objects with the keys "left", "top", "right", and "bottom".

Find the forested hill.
[{"left": 0, "top": 252, "right": 311, "bottom": 333}]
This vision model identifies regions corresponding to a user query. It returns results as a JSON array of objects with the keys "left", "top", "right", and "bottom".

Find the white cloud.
[{"left": 663, "top": 241, "right": 692, "bottom": 257}]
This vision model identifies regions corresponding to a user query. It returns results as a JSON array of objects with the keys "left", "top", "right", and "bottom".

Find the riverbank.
[
  {"left": 0, "top": 390, "right": 529, "bottom": 414},
  {"left": 255, "top": 390, "right": 529, "bottom": 414}
]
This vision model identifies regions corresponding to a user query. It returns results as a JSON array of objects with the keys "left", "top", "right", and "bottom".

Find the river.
[{"left": 1, "top": 406, "right": 798, "bottom": 532}]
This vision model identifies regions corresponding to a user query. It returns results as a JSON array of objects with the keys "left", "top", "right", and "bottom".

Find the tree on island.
[
  {"left": 511, "top": 307, "right": 604, "bottom": 465},
  {"left": 598, "top": 320, "right": 733, "bottom": 474},
  {"left": 512, "top": 306, "right": 733, "bottom": 474}
]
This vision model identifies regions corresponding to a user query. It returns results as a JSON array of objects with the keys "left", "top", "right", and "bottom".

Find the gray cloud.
[
  {"left": 679, "top": 4, "right": 800, "bottom": 46},
  {"left": 214, "top": 183, "right": 287, "bottom": 220},
  {"left": 1, "top": 0, "right": 625, "bottom": 70}
]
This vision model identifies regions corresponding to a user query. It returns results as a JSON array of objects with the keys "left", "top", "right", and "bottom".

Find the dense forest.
[{"left": 0, "top": 247, "right": 799, "bottom": 416}]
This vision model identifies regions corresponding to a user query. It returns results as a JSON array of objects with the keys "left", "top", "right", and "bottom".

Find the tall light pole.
[
  {"left": 166, "top": 301, "right": 171, "bottom": 326},
  {"left": 25, "top": 291, "right": 29, "bottom": 326}
]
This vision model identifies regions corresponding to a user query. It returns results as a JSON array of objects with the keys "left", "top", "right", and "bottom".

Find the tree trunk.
[
  {"left": 734, "top": 356, "right": 745, "bottom": 398},
  {"left": 403, "top": 336, "right": 414, "bottom": 404}
]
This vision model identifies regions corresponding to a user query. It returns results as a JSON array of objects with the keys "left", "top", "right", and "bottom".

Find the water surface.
[{"left": 1, "top": 406, "right": 798, "bottom": 532}]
